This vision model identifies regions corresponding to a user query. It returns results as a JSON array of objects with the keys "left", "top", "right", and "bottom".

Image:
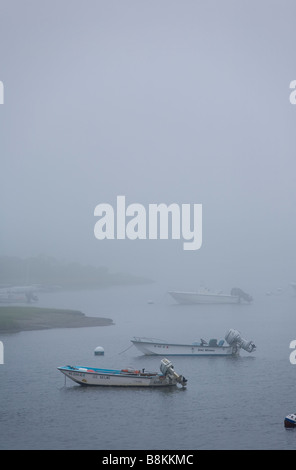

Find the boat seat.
[{"left": 208, "top": 339, "right": 218, "bottom": 347}]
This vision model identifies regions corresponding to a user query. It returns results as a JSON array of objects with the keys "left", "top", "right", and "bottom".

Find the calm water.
[{"left": 1, "top": 283, "right": 296, "bottom": 450}]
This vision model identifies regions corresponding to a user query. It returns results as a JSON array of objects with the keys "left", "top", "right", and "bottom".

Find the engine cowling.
[
  {"left": 160, "top": 358, "right": 187, "bottom": 387},
  {"left": 225, "top": 329, "right": 256, "bottom": 353}
]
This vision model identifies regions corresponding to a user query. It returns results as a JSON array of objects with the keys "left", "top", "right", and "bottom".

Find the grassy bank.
[{"left": 0, "top": 306, "right": 113, "bottom": 333}]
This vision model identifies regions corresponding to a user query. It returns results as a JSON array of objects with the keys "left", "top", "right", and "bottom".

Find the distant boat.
[
  {"left": 168, "top": 287, "right": 253, "bottom": 305},
  {"left": 285, "top": 413, "right": 296, "bottom": 428},
  {"left": 131, "top": 329, "right": 256, "bottom": 357},
  {"left": 0, "top": 285, "right": 38, "bottom": 303},
  {"left": 0, "top": 293, "right": 28, "bottom": 303},
  {"left": 58, "top": 358, "right": 187, "bottom": 388}
]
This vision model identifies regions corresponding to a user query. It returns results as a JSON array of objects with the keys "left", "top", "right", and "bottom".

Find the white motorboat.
[
  {"left": 58, "top": 358, "right": 187, "bottom": 388},
  {"left": 168, "top": 287, "right": 253, "bottom": 305},
  {"left": 284, "top": 413, "right": 296, "bottom": 428},
  {"left": 0, "top": 285, "right": 38, "bottom": 303},
  {"left": 0, "top": 293, "right": 28, "bottom": 303},
  {"left": 131, "top": 329, "right": 256, "bottom": 357}
]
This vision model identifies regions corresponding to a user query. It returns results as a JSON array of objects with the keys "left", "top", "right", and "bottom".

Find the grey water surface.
[{"left": 1, "top": 283, "right": 296, "bottom": 450}]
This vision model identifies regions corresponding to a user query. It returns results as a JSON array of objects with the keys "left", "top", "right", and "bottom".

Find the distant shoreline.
[
  {"left": 0, "top": 255, "right": 153, "bottom": 291},
  {"left": 0, "top": 306, "right": 114, "bottom": 334}
]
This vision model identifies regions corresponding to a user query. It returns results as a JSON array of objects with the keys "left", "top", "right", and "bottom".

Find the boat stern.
[{"left": 285, "top": 414, "right": 296, "bottom": 428}]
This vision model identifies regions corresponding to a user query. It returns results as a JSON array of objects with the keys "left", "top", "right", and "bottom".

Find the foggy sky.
[{"left": 0, "top": 0, "right": 296, "bottom": 291}]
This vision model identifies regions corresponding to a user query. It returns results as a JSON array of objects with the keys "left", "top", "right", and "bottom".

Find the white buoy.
[{"left": 94, "top": 346, "right": 104, "bottom": 356}]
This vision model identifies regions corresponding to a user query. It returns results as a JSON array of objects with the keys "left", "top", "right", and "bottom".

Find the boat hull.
[
  {"left": 131, "top": 339, "right": 234, "bottom": 356},
  {"left": 285, "top": 414, "right": 296, "bottom": 428},
  {"left": 0, "top": 294, "right": 30, "bottom": 303},
  {"left": 169, "top": 291, "right": 240, "bottom": 305},
  {"left": 58, "top": 366, "right": 179, "bottom": 387}
]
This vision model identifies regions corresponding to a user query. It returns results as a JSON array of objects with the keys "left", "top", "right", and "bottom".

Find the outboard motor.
[
  {"left": 231, "top": 287, "right": 253, "bottom": 303},
  {"left": 25, "top": 290, "right": 38, "bottom": 302},
  {"left": 160, "top": 358, "right": 187, "bottom": 388},
  {"left": 225, "top": 329, "right": 256, "bottom": 354}
]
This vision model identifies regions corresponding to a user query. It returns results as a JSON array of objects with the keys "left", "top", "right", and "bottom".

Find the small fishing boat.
[
  {"left": 284, "top": 413, "right": 296, "bottom": 428},
  {"left": 131, "top": 329, "right": 256, "bottom": 357},
  {"left": 58, "top": 358, "right": 187, "bottom": 388},
  {"left": 168, "top": 287, "right": 253, "bottom": 305}
]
